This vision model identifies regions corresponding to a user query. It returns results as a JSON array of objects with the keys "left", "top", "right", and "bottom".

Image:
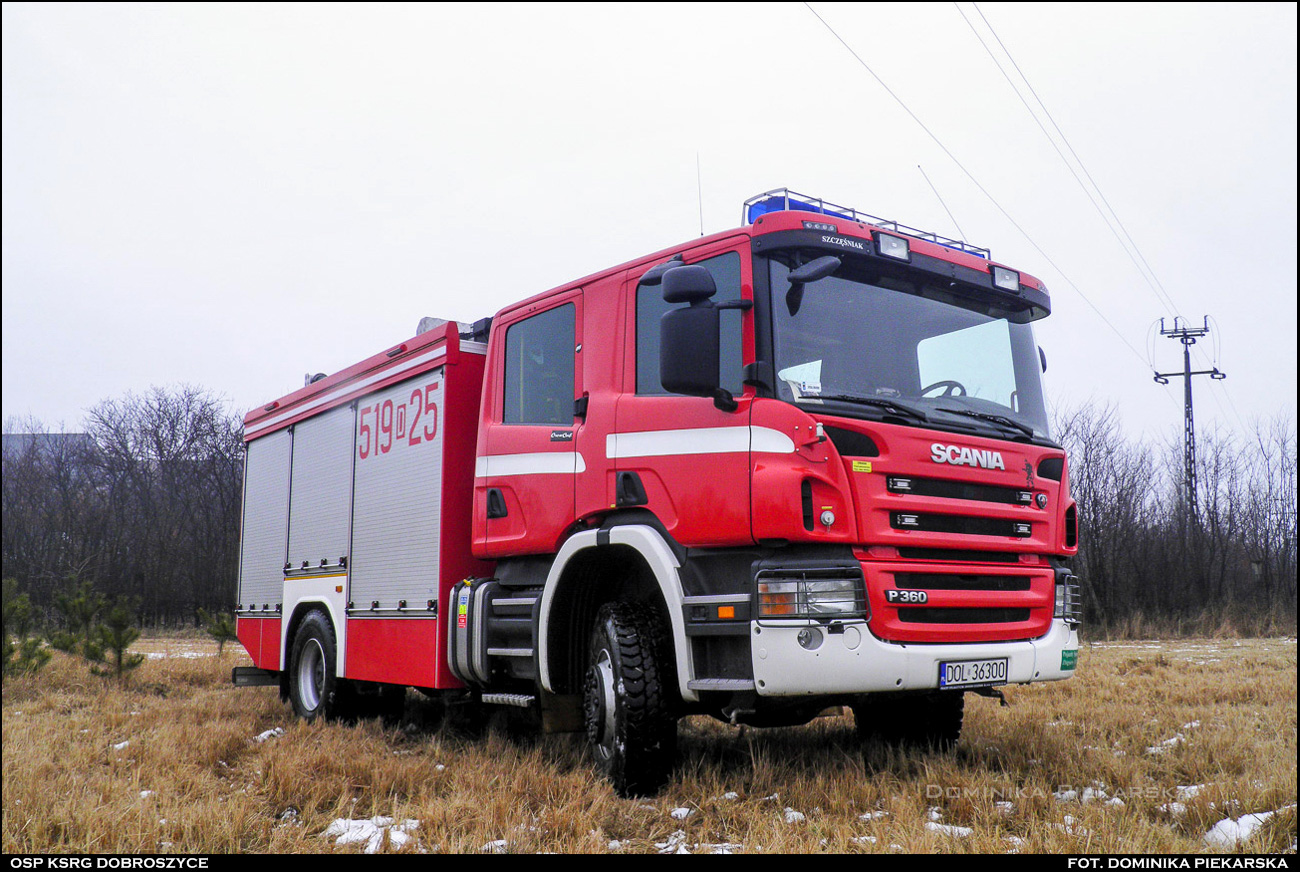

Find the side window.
[
  {"left": 503, "top": 303, "right": 575, "bottom": 424},
  {"left": 636, "top": 251, "right": 743, "bottom": 395}
]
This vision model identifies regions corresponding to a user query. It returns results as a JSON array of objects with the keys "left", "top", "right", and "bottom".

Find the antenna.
[{"left": 696, "top": 152, "right": 704, "bottom": 236}]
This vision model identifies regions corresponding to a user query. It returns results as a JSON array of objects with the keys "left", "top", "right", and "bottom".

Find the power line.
[
  {"left": 967, "top": 3, "right": 1184, "bottom": 319},
  {"left": 959, "top": 2, "right": 1249, "bottom": 432},
  {"left": 801, "top": 2, "right": 1156, "bottom": 373},
  {"left": 955, "top": 2, "right": 1182, "bottom": 319},
  {"left": 917, "top": 164, "right": 968, "bottom": 241}
]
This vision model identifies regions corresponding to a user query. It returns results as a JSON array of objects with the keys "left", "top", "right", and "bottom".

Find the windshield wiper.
[
  {"left": 937, "top": 407, "right": 1036, "bottom": 439},
  {"left": 802, "top": 393, "right": 930, "bottom": 423}
]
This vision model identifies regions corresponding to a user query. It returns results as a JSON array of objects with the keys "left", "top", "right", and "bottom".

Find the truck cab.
[{"left": 463, "top": 189, "right": 1081, "bottom": 793}]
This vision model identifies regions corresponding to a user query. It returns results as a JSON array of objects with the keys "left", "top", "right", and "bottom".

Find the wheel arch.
[
  {"left": 538, "top": 525, "right": 695, "bottom": 702},
  {"left": 282, "top": 598, "right": 344, "bottom": 677}
]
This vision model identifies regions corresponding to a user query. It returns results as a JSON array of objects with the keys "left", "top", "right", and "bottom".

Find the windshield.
[{"left": 768, "top": 255, "right": 1052, "bottom": 439}]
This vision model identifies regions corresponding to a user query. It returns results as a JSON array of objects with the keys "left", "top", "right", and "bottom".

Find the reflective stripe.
[
  {"left": 247, "top": 348, "right": 446, "bottom": 438},
  {"left": 475, "top": 452, "right": 587, "bottom": 477},
  {"left": 606, "top": 426, "right": 795, "bottom": 459}
]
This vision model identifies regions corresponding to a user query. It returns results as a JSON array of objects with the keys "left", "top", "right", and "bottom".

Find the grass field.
[{"left": 2, "top": 635, "right": 1295, "bottom": 854}]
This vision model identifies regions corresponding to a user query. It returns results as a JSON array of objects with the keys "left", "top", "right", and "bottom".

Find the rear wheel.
[
  {"left": 583, "top": 602, "right": 677, "bottom": 797},
  {"left": 853, "top": 690, "right": 964, "bottom": 752},
  {"left": 288, "top": 611, "right": 344, "bottom": 721}
]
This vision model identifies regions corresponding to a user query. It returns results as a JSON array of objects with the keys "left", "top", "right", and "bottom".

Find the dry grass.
[{"left": 3, "top": 636, "right": 1295, "bottom": 854}]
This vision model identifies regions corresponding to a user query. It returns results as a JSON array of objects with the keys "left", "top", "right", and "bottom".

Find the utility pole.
[{"left": 1153, "top": 317, "right": 1226, "bottom": 523}]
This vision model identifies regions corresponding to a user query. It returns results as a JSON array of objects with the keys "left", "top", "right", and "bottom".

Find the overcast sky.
[{"left": 3, "top": 2, "right": 1296, "bottom": 447}]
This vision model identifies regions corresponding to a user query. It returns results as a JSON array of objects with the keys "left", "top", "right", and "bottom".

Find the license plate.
[{"left": 938, "top": 657, "right": 1008, "bottom": 688}]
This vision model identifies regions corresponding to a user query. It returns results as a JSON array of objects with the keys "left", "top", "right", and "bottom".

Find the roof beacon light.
[
  {"left": 742, "top": 187, "right": 991, "bottom": 259},
  {"left": 877, "top": 233, "right": 910, "bottom": 261},
  {"left": 992, "top": 266, "right": 1020, "bottom": 292}
]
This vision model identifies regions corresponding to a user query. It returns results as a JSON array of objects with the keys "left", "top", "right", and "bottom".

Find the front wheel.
[
  {"left": 288, "top": 610, "right": 343, "bottom": 721},
  {"left": 583, "top": 602, "right": 677, "bottom": 797}
]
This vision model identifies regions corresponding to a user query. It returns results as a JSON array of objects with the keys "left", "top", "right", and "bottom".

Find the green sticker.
[{"left": 1061, "top": 649, "right": 1078, "bottom": 671}]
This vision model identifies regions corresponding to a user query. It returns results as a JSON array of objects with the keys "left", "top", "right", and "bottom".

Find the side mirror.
[
  {"left": 662, "top": 265, "right": 717, "bottom": 304},
  {"left": 1038, "top": 346, "right": 1047, "bottom": 373},
  {"left": 661, "top": 265, "right": 720, "bottom": 400},
  {"left": 661, "top": 305, "right": 720, "bottom": 398},
  {"left": 637, "top": 254, "right": 684, "bottom": 287},
  {"left": 785, "top": 255, "right": 841, "bottom": 315}
]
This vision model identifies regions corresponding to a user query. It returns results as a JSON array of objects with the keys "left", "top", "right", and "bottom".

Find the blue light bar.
[
  {"left": 745, "top": 193, "right": 857, "bottom": 225},
  {"left": 742, "top": 187, "right": 990, "bottom": 259}
]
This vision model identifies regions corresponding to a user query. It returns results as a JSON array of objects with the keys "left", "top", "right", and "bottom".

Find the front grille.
[
  {"left": 897, "top": 608, "right": 1031, "bottom": 624},
  {"left": 894, "top": 573, "right": 1031, "bottom": 592},
  {"left": 892, "top": 512, "right": 1032, "bottom": 538},
  {"left": 886, "top": 475, "right": 1031, "bottom": 505},
  {"left": 897, "top": 548, "right": 1021, "bottom": 563}
]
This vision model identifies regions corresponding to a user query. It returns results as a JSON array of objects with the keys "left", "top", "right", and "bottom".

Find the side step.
[
  {"left": 481, "top": 693, "right": 536, "bottom": 708},
  {"left": 232, "top": 666, "right": 279, "bottom": 687},
  {"left": 688, "top": 678, "right": 756, "bottom": 691}
]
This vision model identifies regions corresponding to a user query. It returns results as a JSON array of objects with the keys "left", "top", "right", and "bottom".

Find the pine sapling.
[
  {"left": 94, "top": 598, "right": 144, "bottom": 678},
  {"left": 197, "top": 608, "right": 238, "bottom": 657}
]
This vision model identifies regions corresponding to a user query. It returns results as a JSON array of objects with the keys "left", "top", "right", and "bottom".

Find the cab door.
[
  {"left": 612, "top": 240, "right": 755, "bottom": 547},
  {"left": 480, "top": 293, "right": 583, "bottom": 556}
]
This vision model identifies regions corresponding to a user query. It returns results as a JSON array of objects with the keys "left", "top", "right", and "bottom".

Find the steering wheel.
[{"left": 921, "top": 380, "right": 967, "bottom": 398}]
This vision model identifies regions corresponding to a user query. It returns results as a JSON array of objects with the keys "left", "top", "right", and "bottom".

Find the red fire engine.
[{"left": 233, "top": 188, "right": 1082, "bottom": 796}]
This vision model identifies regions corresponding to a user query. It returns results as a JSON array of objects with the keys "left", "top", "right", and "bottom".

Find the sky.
[{"left": 3, "top": 2, "right": 1296, "bottom": 447}]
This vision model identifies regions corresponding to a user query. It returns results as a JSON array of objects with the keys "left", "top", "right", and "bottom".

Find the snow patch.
[
  {"left": 253, "top": 728, "right": 284, "bottom": 743},
  {"left": 1146, "top": 734, "right": 1185, "bottom": 755},
  {"left": 323, "top": 817, "right": 419, "bottom": 854},
  {"left": 926, "top": 822, "right": 973, "bottom": 837},
  {"left": 1056, "top": 783, "right": 1121, "bottom": 806},
  {"left": 670, "top": 807, "right": 694, "bottom": 821},
  {"left": 653, "top": 830, "right": 741, "bottom": 854},
  {"left": 655, "top": 830, "right": 688, "bottom": 854},
  {"left": 480, "top": 839, "right": 509, "bottom": 854},
  {"left": 112, "top": 741, "right": 130, "bottom": 751},
  {"left": 1204, "top": 805, "right": 1295, "bottom": 848},
  {"left": 1051, "top": 815, "right": 1092, "bottom": 837},
  {"left": 783, "top": 808, "right": 805, "bottom": 824}
]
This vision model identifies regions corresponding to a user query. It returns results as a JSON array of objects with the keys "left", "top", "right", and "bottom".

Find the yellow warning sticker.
[{"left": 852, "top": 461, "right": 873, "bottom": 473}]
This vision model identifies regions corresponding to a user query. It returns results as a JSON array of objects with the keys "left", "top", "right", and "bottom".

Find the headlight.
[
  {"left": 1054, "top": 573, "right": 1082, "bottom": 624},
  {"left": 992, "top": 265, "right": 1020, "bottom": 291},
  {"left": 758, "top": 574, "right": 866, "bottom": 619},
  {"left": 876, "top": 232, "right": 910, "bottom": 261}
]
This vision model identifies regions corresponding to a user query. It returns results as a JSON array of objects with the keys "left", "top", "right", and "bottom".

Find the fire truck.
[{"left": 233, "top": 188, "right": 1082, "bottom": 796}]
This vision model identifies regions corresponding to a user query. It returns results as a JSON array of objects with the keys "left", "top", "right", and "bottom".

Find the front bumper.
[{"left": 750, "top": 616, "right": 1078, "bottom": 696}]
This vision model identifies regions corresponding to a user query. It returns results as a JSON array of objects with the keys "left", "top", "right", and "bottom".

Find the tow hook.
[{"left": 973, "top": 687, "right": 1009, "bottom": 707}]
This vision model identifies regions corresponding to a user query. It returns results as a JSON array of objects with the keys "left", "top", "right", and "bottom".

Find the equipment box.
[{"left": 236, "top": 323, "right": 490, "bottom": 689}]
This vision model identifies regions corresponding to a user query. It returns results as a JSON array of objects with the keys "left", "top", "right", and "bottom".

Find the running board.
[
  {"left": 232, "top": 667, "right": 279, "bottom": 687},
  {"left": 481, "top": 693, "right": 536, "bottom": 708},
  {"left": 688, "top": 678, "right": 756, "bottom": 691}
]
